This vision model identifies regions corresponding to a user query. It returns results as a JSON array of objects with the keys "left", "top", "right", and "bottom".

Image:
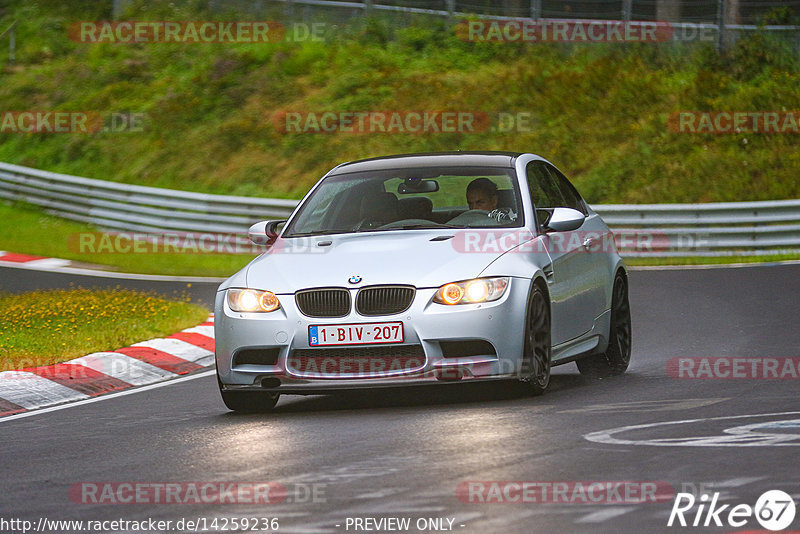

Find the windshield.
[{"left": 283, "top": 166, "right": 523, "bottom": 237}]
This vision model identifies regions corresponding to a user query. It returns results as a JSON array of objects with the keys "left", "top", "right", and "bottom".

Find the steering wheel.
[
  {"left": 488, "top": 207, "right": 518, "bottom": 222},
  {"left": 446, "top": 209, "right": 490, "bottom": 226}
]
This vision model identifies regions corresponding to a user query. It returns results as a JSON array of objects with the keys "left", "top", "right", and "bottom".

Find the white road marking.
[
  {"left": 66, "top": 352, "right": 176, "bottom": 385},
  {"left": 715, "top": 477, "right": 765, "bottom": 488},
  {"left": 574, "top": 507, "right": 636, "bottom": 523},
  {"left": 352, "top": 488, "right": 403, "bottom": 499},
  {"left": 131, "top": 338, "right": 213, "bottom": 362},
  {"left": 0, "top": 371, "right": 89, "bottom": 409},
  {"left": 559, "top": 398, "right": 729, "bottom": 414},
  {"left": 22, "top": 258, "right": 71, "bottom": 268},
  {"left": 0, "top": 370, "right": 216, "bottom": 423},
  {"left": 585, "top": 411, "right": 800, "bottom": 447},
  {"left": 180, "top": 325, "right": 215, "bottom": 337},
  {"left": 193, "top": 354, "right": 216, "bottom": 367}
]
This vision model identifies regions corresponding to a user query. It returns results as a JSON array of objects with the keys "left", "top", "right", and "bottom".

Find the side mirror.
[
  {"left": 544, "top": 208, "right": 585, "bottom": 232},
  {"left": 248, "top": 220, "right": 286, "bottom": 246}
]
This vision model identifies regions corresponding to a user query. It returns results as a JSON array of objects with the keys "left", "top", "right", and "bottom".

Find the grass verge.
[
  {"left": 0, "top": 287, "right": 210, "bottom": 371},
  {"left": 0, "top": 201, "right": 253, "bottom": 277}
]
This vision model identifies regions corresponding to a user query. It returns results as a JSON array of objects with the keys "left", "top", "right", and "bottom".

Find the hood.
[{"left": 244, "top": 228, "right": 533, "bottom": 293}]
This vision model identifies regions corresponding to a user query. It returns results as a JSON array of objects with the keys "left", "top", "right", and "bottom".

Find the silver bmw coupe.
[{"left": 215, "top": 152, "right": 631, "bottom": 412}]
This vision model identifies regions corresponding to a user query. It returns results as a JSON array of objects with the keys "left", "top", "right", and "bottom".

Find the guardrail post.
[
  {"left": 656, "top": 0, "right": 681, "bottom": 22},
  {"left": 1, "top": 21, "right": 16, "bottom": 64},
  {"left": 112, "top": 0, "right": 127, "bottom": 18},
  {"left": 716, "top": 0, "right": 726, "bottom": 51},
  {"left": 622, "top": 0, "right": 632, "bottom": 21},
  {"left": 530, "top": 0, "right": 541, "bottom": 20},
  {"left": 445, "top": 0, "right": 455, "bottom": 20},
  {"left": 721, "top": 0, "right": 739, "bottom": 51}
]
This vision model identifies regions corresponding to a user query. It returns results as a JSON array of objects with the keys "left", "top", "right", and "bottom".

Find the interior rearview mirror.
[{"left": 398, "top": 179, "right": 439, "bottom": 194}]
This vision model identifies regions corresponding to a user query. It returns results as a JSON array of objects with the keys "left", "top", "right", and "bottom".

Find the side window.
[
  {"left": 526, "top": 161, "right": 565, "bottom": 229},
  {"left": 545, "top": 164, "right": 587, "bottom": 214},
  {"left": 526, "top": 162, "right": 562, "bottom": 209}
]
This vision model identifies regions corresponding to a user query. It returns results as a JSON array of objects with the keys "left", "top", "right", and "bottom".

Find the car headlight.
[
  {"left": 433, "top": 277, "right": 509, "bottom": 305},
  {"left": 227, "top": 288, "right": 281, "bottom": 312}
]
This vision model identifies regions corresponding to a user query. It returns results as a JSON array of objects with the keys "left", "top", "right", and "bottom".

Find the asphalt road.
[{"left": 1, "top": 264, "right": 799, "bottom": 534}]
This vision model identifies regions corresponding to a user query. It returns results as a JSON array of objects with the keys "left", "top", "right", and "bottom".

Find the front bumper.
[{"left": 214, "top": 278, "right": 531, "bottom": 393}]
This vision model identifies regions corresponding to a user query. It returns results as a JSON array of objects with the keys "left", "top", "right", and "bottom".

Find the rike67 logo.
[{"left": 668, "top": 489, "right": 796, "bottom": 531}]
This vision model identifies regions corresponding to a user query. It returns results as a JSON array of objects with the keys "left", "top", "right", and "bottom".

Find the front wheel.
[
  {"left": 519, "top": 284, "right": 551, "bottom": 396},
  {"left": 577, "top": 273, "right": 631, "bottom": 377}
]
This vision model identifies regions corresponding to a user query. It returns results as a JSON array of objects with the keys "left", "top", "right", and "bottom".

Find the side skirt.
[{"left": 551, "top": 309, "right": 611, "bottom": 366}]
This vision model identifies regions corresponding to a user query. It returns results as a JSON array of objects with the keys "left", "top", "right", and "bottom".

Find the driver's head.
[{"left": 466, "top": 178, "right": 498, "bottom": 211}]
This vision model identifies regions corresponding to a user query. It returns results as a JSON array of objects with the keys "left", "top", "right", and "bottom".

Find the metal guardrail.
[
  {"left": 266, "top": 0, "right": 800, "bottom": 42},
  {"left": 595, "top": 202, "right": 800, "bottom": 257},
  {"left": 0, "top": 161, "right": 297, "bottom": 235},
  {"left": 2, "top": 161, "right": 799, "bottom": 257},
  {"left": 1, "top": 20, "right": 17, "bottom": 64}
]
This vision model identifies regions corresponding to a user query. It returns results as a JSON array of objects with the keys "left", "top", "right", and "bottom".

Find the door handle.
[{"left": 583, "top": 236, "right": 596, "bottom": 250}]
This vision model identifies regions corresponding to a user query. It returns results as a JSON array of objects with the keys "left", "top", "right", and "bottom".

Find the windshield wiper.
[
  {"left": 283, "top": 230, "right": 345, "bottom": 238},
  {"left": 373, "top": 223, "right": 463, "bottom": 231},
  {"left": 290, "top": 224, "right": 462, "bottom": 237}
]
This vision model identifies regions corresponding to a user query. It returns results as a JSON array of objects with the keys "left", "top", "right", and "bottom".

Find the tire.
[
  {"left": 217, "top": 370, "right": 279, "bottom": 413},
  {"left": 519, "top": 284, "right": 552, "bottom": 396},
  {"left": 577, "top": 273, "right": 632, "bottom": 377}
]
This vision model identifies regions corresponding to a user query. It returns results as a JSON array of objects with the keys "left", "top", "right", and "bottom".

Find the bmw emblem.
[{"left": 348, "top": 275, "right": 362, "bottom": 284}]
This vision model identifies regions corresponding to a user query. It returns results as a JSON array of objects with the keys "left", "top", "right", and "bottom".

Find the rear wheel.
[
  {"left": 217, "top": 370, "right": 279, "bottom": 413},
  {"left": 577, "top": 273, "right": 631, "bottom": 377},
  {"left": 520, "top": 284, "right": 551, "bottom": 396}
]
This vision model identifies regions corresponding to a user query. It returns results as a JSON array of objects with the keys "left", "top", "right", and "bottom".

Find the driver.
[{"left": 466, "top": 178, "right": 499, "bottom": 211}]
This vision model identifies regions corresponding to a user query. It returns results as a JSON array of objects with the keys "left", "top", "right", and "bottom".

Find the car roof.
[{"left": 329, "top": 151, "right": 524, "bottom": 174}]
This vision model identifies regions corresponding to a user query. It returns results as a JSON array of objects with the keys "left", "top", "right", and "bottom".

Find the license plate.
[{"left": 309, "top": 322, "right": 404, "bottom": 346}]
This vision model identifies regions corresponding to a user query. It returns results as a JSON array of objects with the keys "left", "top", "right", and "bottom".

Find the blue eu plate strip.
[{"left": 309, "top": 325, "right": 319, "bottom": 346}]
